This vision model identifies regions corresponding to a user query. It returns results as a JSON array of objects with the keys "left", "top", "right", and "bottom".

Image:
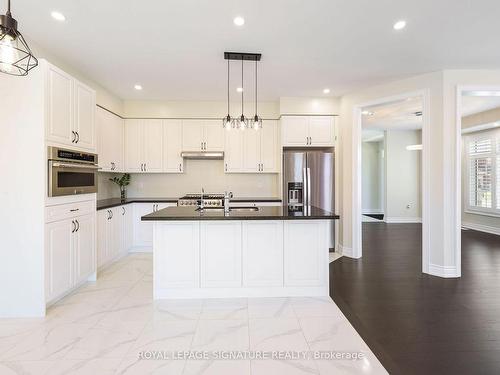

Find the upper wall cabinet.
[
  {"left": 96, "top": 107, "right": 124, "bottom": 172},
  {"left": 163, "top": 120, "right": 183, "bottom": 173},
  {"left": 182, "top": 120, "right": 224, "bottom": 152},
  {"left": 45, "top": 62, "right": 96, "bottom": 152},
  {"left": 125, "top": 119, "right": 163, "bottom": 173},
  {"left": 224, "top": 120, "right": 279, "bottom": 173},
  {"left": 281, "top": 116, "right": 335, "bottom": 147}
]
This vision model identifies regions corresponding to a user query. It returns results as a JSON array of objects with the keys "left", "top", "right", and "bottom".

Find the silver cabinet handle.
[
  {"left": 201, "top": 142, "right": 203, "bottom": 150},
  {"left": 179, "top": 163, "right": 182, "bottom": 172},
  {"left": 71, "top": 220, "right": 76, "bottom": 233},
  {"left": 225, "top": 163, "right": 228, "bottom": 172},
  {"left": 71, "top": 131, "right": 76, "bottom": 143},
  {"left": 110, "top": 210, "right": 113, "bottom": 219},
  {"left": 70, "top": 208, "right": 79, "bottom": 212},
  {"left": 75, "top": 132, "right": 80, "bottom": 143},
  {"left": 144, "top": 163, "right": 147, "bottom": 172},
  {"left": 75, "top": 220, "right": 80, "bottom": 232},
  {"left": 122, "top": 207, "right": 125, "bottom": 215}
]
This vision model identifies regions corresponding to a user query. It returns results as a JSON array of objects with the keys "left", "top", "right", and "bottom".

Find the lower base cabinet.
[
  {"left": 97, "top": 205, "right": 128, "bottom": 269},
  {"left": 45, "top": 212, "right": 96, "bottom": 304},
  {"left": 132, "top": 203, "right": 177, "bottom": 251}
]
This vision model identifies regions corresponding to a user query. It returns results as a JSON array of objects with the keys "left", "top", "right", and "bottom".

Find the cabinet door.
[
  {"left": 242, "top": 221, "right": 283, "bottom": 287},
  {"left": 97, "top": 209, "right": 109, "bottom": 268},
  {"left": 125, "top": 119, "right": 144, "bottom": 172},
  {"left": 204, "top": 120, "right": 224, "bottom": 151},
  {"left": 122, "top": 205, "right": 133, "bottom": 252},
  {"left": 143, "top": 120, "right": 163, "bottom": 173},
  {"left": 155, "top": 222, "right": 200, "bottom": 289},
  {"left": 308, "top": 116, "right": 334, "bottom": 146},
  {"left": 111, "top": 207, "right": 124, "bottom": 259},
  {"left": 260, "top": 120, "right": 279, "bottom": 173},
  {"left": 46, "top": 64, "right": 73, "bottom": 145},
  {"left": 45, "top": 219, "right": 73, "bottom": 302},
  {"left": 96, "top": 108, "right": 114, "bottom": 172},
  {"left": 132, "top": 203, "right": 155, "bottom": 250},
  {"left": 242, "top": 130, "right": 261, "bottom": 172},
  {"left": 284, "top": 221, "right": 327, "bottom": 287},
  {"left": 281, "top": 116, "right": 308, "bottom": 146},
  {"left": 112, "top": 116, "right": 124, "bottom": 172},
  {"left": 201, "top": 222, "right": 242, "bottom": 288},
  {"left": 73, "top": 80, "right": 96, "bottom": 151},
  {"left": 224, "top": 129, "right": 244, "bottom": 173},
  {"left": 182, "top": 120, "right": 204, "bottom": 151},
  {"left": 74, "top": 214, "right": 96, "bottom": 285},
  {"left": 163, "top": 120, "right": 183, "bottom": 173}
]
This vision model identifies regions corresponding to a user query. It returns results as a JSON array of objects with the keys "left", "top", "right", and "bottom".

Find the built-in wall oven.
[{"left": 48, "top": 147, "right": 99, "bottom": 197}]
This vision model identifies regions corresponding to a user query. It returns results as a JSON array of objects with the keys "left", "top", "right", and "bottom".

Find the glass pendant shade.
[
  {"left": 252, "top": 114, "right": 262, "bottom": 130},
  {"left": 0, "top": 4, "right": 38, "bottom": 76}
]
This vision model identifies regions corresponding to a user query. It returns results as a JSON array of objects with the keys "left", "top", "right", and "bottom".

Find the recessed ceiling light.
[
  {"left": 393, "top": 20, "right": 406, "bottom": 30},
  {"left": 134, "top": 84, "right": 142, "bottom": 91},
  {"left": 51, "top": 11, "right": 66, "bottom": 22},
  {"left": 323, "top": 88, "right": 331, "bottom": 94},
  {"left": 233, "top": 16, "right": 245, "bottom": 26},
  {"left": 236, "top": 87, "right": 243, "bottom": 93}
]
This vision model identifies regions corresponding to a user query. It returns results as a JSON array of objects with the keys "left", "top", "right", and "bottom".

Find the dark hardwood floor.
[{"left": 331, "top": 223, "right": 500, "bottom": 375}]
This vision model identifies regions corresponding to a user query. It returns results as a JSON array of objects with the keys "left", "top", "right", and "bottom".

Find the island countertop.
[{"left": 141, "top": 205, "right": 339, "bottom": 221}]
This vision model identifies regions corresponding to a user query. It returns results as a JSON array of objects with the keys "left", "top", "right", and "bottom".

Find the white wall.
[
  {"left": 384, "top": 130, "right": 422, "bottom": 222},
  {"left": 362, "top": 141, "right": 383, "bottom": 213},
  {"left": 279, "top": 97, "right": 339, "bottom": 115}
]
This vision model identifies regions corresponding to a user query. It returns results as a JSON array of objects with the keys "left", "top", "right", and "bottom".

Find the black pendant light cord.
[
  {"left": 255, "top": 59, "right": 258, "bottom": 117},
  {"left": 227, "top": 59, "right": 230, "bottom": 115},
  {"left": 241, "top": 59, "right": 244, "bottom": 115}
]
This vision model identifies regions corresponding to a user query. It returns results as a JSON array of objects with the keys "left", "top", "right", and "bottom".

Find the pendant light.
[
  {"left": 0, "top": 0, "right": 38, "bottom": 76},
  {"left": 222, "top": 59, "right": 234, "bottom": 130},
  {"left": 252, "top": 59, "right": 262, "bottom": 130},
  {"left": 238, "top": 58, "right": 248, "bottom": 130}
]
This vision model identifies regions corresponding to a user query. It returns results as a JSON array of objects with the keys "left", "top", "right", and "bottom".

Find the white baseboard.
[
  {"left": 462, "top": 222, "right": 500, "bottom": 236},
  {"left": 428, "top": 263, "right": 460, "bottom": 278},
  {"left": 384, "top": 217, "right": 422, "bottom": 223},
  {"left": 339, "top": 243, "right": 361, "bottom": 259}
]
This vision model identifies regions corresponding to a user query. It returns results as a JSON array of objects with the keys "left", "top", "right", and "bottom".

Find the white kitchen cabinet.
[
  {"left": 97, "top": 209, "right": 108, "bottom": 268},
  {"left": 125, "top": 119, "right": 163, "bottom": 173},
  {"left": 163, "top": 120, "right": 183, "bottom": 173},
  {"left": 74, "top": 214, "right": 96, "bottom": 285},
  {"left": 45, "top": 209, "right": 96, "bottom": 304},
  {"left": 182, "top": 120, "right": 224, "bottom": 152},
  {"left": 201, "top": 222, "right": 242, "bottom": 288},
  {"left": 224, "top": 120, "right": 279, "bottom": 173},
  {"left": 73, "top": 80, "right": 96, "bottom": 151},
  {"left": 154, "top": 222, "right": 200, "bottom": 289},
  {"left": 284, "top": 220, "right": 328, "bottom": 287},
  {"left": 122, "top": 205, "right": 134, "bottom": 252},
  {"left": 45, "top": 62, "right": 96, "bottom": 151},
  {"left": 97, "top": 206, "right": 129, "bottom": 269},
  {"left": 45, "top": 219, "right": 73, "bottom": 303},
  {"left": 132, "top": 202, "right": 177, "bottom": 251},
  {"left": 281, "top": 116, "right": 335, "bottom": 147},
  {"left": 242, "top": 221, "right": 283, "bottom": 287},
  {"left": 97, "top": 107, "right": 124, "bottom": 172}
]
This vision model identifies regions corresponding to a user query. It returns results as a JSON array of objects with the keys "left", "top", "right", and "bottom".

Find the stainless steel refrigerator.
[{"left": 283, "top": 149, "right": 335, "bottom": 248}]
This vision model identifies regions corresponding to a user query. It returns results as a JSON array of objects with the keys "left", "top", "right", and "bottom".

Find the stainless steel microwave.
[{"left": 48, "top": 147, "right": 99, "bottom": 197}]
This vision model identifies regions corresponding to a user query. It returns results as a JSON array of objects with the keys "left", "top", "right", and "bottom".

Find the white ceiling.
[
  {"left": 362, "top": 97, "right": 423, "bottom": 131},
  {"left": 11, "top": 0, "right": 500, "bottom": 101},
  {"left": 461, "top": 95, "right": 500, "bottom": 117}
]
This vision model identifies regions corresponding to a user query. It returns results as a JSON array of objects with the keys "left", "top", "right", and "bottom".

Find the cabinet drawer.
[{"left": 45, "top": 200, "right": 95, "bottom": 223}]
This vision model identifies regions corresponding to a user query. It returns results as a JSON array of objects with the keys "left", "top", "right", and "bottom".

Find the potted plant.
[{"left": 109, "top": 173, "right": 131, "bottom": 201}]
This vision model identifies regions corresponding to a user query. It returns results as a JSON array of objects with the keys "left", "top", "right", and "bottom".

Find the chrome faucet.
[
  {"left": 224, "top": 191, "right": 233, "bottom": 213},
  {"left": 199, "top": 187, "right": 205, "bottom": 210}
]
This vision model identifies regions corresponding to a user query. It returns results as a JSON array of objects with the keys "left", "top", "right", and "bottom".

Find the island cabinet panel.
[
  {"left": 284, "top": 220, "right": 328, "bottom": 287},
  {"left": 200, "top": 222, "right": 242, "bottom": 288},
  {"left": 242, "top": 221, "right": 284, "bottom": 287},
  {"left": 154, "top": 222, "right": 200, "bottom": 289}
]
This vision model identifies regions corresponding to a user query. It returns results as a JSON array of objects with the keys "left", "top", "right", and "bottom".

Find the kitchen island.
[{"left": 142, "top": 206, "right": 339, "bottom": 299}]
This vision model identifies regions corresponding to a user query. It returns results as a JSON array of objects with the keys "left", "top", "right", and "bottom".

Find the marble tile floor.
[{"left": 0, "top": 254, "right": 386, "bottom": 375}]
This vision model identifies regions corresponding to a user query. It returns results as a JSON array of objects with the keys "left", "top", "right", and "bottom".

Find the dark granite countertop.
[
  {"left": 97, "top": 197, "right": 282, "bottom": 211},
  {"left": 141, "top": 205, "right": 339, "bottom": 221}
]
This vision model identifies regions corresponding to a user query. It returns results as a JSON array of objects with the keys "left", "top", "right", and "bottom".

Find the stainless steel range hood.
[{"left": 181, "top": 151, "right": 224, "bottom": 160}]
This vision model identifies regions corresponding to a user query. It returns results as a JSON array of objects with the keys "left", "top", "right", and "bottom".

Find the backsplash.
[{"left": 97, "top": 159, "right": 280, "bottom": 200}]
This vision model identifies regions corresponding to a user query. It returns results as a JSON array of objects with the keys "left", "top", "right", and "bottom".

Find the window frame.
[{"left": 464, "top": 128, "right": 500, "bottom": 217}]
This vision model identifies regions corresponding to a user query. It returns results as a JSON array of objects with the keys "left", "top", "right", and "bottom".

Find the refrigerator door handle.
[
  {"left": 303, "top": 167, "right": 308, "bottom": 206},
  {"left": 307, "top": 167, "right": 311, "bottom": 207}
]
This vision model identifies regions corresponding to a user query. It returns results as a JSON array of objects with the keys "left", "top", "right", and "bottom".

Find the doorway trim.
[{"left": 352, "top": 90, "right": 431, "bottom": 274}]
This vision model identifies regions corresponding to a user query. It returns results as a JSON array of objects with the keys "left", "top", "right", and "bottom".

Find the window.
[{"left": 465, "top": 128, "right": 500, "bottom": 216}]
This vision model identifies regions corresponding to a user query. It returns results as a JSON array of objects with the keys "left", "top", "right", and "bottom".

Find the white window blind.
[{"left": 465, "top": 129, "right": 500, "bottom": 216}]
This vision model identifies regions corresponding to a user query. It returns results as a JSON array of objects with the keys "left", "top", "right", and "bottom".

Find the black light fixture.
[
  {"left": 223, "top": 52, "right": 262, "bottom": 131},
  {"left": 252, "top": 58, "right": 262, "bottom": 130},
  {"left": 0, "top": 0, "right": 38, "bottom": 76},
  {"left": 222, "top": 59, "right": 234, "bottom": 130}
]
